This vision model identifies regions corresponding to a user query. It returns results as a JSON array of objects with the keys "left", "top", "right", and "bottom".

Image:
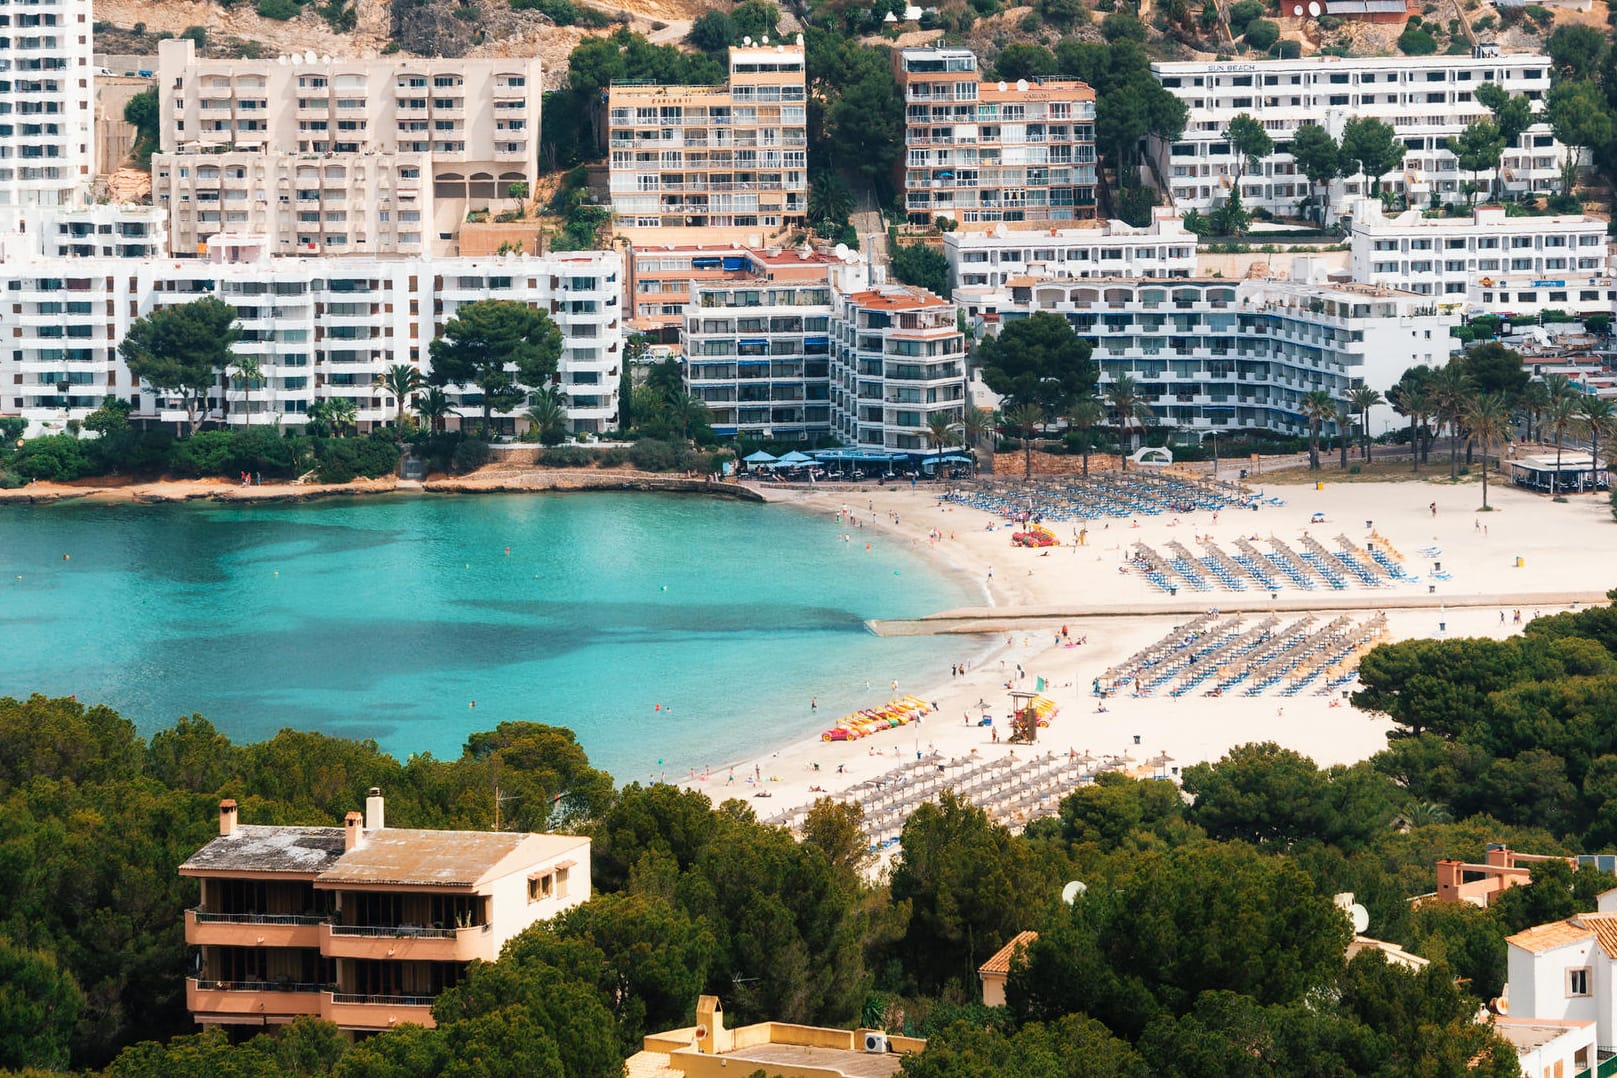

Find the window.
[
  {"left": 528, "top": 873, "right": 554, "bottom": 902},
  {"left": 1569, "top": 968, "right": 1591, "bottom": 996}
]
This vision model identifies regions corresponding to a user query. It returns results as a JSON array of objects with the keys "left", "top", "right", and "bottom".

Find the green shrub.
[
  {"left": 629, "top": 438, "right": 689, "bottom": 472},
  {"left": 353, "top": 433, "right": 403, "bottom": 478},
  {"left": 168, "top": 431, "right": 238, "bottom": 477},
  {"left": 1272, "top": 38, "right": 1301, "bottom": 58},
  {"left": 1244, "top": 18, "right": 1279, "bottom": 49},
  {"left": 11, "top": 435, "right": 92, "bottom": 481},
  {"left": 1226, "top": 0, "right": 1264, "bottom": 32},
  {"left": 451, "top": 438, "right": 492, "bottom": 474},
  {"left": 255, "top": 0, "right": 301, "bottom": 19},
  {"left": 539, "top": 446, "right": 593, "bottom": 468},
  {"left": 1397, "top": 26, "right": 1438, "bottom": 54}
]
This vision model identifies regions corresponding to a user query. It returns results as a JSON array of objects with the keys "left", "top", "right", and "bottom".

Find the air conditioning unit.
[{"left": 863, "top": 1033, "right": 889, "bottom": 1054}]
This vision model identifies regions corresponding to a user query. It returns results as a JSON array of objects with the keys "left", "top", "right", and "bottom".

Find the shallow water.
[{"left": 0, "top": 494, "right": 970, "bottom": 780}]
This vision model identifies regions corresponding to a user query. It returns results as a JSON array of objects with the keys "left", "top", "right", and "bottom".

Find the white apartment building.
[
  {"left": 608, "top": 43, "right": 808, "bottom": 237},
  {"left": 681, "top": 257, "right": 842, "bottom": 442},
  {"left": 0, "top": 0, "right": 93, "bottom": 217},
  {"left": 956, "top": 264, "right": 1455, "bottom": 437},
  {"left": 1149, "top": 53, "right": 1561, "bottom": 219},
  {"left": 153, "top": 40, "right": 541, "bottom": 257},
  {"left": 945, "top": 210, "right": 1197, "bottom": 291},
  {"left": 0, "top": 241, "right": 622, "bottom": 435},
  {"left": 1350, "top": 198, "right": 1615, "bottom": 317},
  {"left": 830, "top": 284, "right": 967, "bottom": 451}
]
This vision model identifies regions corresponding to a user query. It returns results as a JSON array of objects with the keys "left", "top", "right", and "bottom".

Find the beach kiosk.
[{"left": 1505, "top": 452, "right": 1606, "bottom": 494}]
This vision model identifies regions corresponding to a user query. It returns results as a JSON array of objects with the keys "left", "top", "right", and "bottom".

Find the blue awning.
[
  {"left": 722, "top": 256, "right": 748, "bottom": 271},
  {"left": 691, "top": 257, "right": 721, "bottom": 269},
  {"left": 804, "top": 336, "right": 829, "bottom": 346},
  {"left": 737, "top": 358, "right": 771, "bottom": 366},
  {"left": 739, "top": 338, "right": 768, "bottom": 347}
]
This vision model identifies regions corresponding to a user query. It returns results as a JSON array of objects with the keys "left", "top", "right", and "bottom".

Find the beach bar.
[{"left": 1505, "top": 453, "right": 1607, "bottom": 494}]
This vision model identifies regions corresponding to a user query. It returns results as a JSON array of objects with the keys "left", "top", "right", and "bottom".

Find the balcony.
[
  {"left": 186, "top": 908, "right": 324, "bottom": 949},
  {"left": 319, "top": 922, "right": 496, "bottom": 963},
  {"left": 187, "top": 978, "right": 326, "bottom": 1020},
  {"left": 323, "top": 992, "right": 437, "bottom": 1031}
]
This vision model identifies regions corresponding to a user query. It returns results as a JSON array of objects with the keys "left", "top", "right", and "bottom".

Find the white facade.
[
  {"left": 154, "top": 40, "right": 541, "bottom": 256},
  {"left": 0, "top": 245, "right": 622, "bottom": 435},
  {"left": 683, "top": 275, "right": 835, "bottom": 441},
  {"left": 1502, "top": 904, "right": 1617, "bottom": 1075},
  {"left": 956, "top": 264, "right": 1455, "bottom": 437},
  {"left": 0, "top": 0, "right": 94, "bottom": 217},
  {"left": 830, "top": 284, "right": 967, "bottom": 450},
  {"left": 945, "top": 210, "right": 1197, "bottom": 290},
  {"left": 1150, "top": 54, "right": 1561, "bottom": 218},
  {"left": 1352, "top": 198, "right": 1614, "bottom": 316}
]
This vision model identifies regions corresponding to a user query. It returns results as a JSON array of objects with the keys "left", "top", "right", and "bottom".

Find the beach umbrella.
[
  {"left": 743, "top": 450, "right": 778, "bottom": 464},
  {"left": 778, "top": 450, "right": 813, "bottom": 464}
]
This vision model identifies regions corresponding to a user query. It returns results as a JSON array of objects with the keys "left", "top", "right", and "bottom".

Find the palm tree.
[
  {"left": 230, "top": 356, "right": 263, "bottom": 423},
  {"left": 1578, "top": 396, "right": 1615, "bottom": 493},
  {"left": 1465, "top": 392, "right": 1510, "bottom": 510},
  {"left": 663, "top": 388, "right": 711, "bottom": 442},
  {"left": 959, "top": 406, "right": 993, "bottom": 460},
  {"left": 1003, "top": 402, "right": 1045, "bottom": 481},
  {"left": 1543, "top": 394, "right": 1581, "bottom": 496},
  {"left": 307, "top": 396, "right": 358, "bottom": 437},
  {"left": 1333, "top": 402, "right": 1351, "bottom": 470},
  {"left": 1430, "top": 365, "right": 1473, "bottom": 480},
  {"left": 414, "top": 387, "right": 457, "bottom": 434},
  {"left": 1299, "top": 390, "right": 1334, "bottom": 471},
  {"left": 524, "top": 394, "right": 568, "bottom": 446},
  {"left": 924, "top": 413, "right": 958, "bottom": 476},
  {"left": 1519, "top": 379, "right": 1550, "bottom": 444},
  {"left": 374, "top": 363, "right": 424, "bottom": 428},
  {"left": 1064, "top": 395, "right": 1106, "bottom": 478},
  {"left": 1346, "top": 386, "right": 1384, "bottom": 462},
  {"left": 1105, "top": 375, "right": 1153, "bottom": 471}
]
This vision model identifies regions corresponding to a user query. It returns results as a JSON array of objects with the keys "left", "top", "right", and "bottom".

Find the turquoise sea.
[{"left": 0, "top": 494, "right": 973, "bottom": 781}]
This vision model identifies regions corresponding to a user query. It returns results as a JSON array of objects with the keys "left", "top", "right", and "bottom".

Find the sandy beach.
[{"left": 699, "top": 470, "right": 1615, "bottom": 855}]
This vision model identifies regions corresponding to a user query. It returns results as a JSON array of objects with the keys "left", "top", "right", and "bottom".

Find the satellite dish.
[
  {"left": 304, "top": 50, "right": 317, "bottom": 64},
  {"left": 761, "top": 34, "right": 769, "bottom": 43},
  {"left": 1349, "top": 903, "right": 1370, "bottom": 934},
  {"left": 743, "top": 35, "right": 753, "bottom": 45},
  {"left": 1292, "top": 4, "right": 1303, "bottom": 14},
  {"left": 833, "top": 242, "right": 850, "bottom": 258},
  {"left": 1061, "top": 880, "right": 1087, "bottom": 905},
  {"left": 1308, "top": 1, "right": 1321, "bottom": 14},
  {"left": 998, "top": 81, "right": 1008, "bottom": 92},
  {"left": 1016, "top": 78, "right": 1029, "bottom": 92},
  {"left": 796, "top": 32, "right": 804, "bottom": 45}
]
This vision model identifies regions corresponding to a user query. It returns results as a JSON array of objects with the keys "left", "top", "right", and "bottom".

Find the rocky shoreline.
[{"left": 0, "top": 469, "right": 767, "bottom": 506}]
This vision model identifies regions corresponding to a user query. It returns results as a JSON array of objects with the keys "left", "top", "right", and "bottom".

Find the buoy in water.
[
  {"left": 62, "top": 554, "right": 69, "bottom": 561},
  {"left": 661, "top": 584, "right": 668, "bottom": 591},
  {"left": 504, "top": 546, "right": 510, "bottom": 556},
  {"left": 469, "top": 700, "right": 476, "bottom": 708}
]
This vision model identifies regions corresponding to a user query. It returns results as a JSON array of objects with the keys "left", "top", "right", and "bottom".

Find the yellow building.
[{"left": 608, "top": 43, "right": 807, "bottom": 240}]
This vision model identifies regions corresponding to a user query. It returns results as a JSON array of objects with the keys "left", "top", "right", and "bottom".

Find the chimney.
[
  {"left": 344, "top": 811, "right": 364, "bottom": 852},
  {"left": 219, "top": 799, "right": 238, "bottom": 837},
  {"left": 365, "top": 787, "right": 384, "bottom": 832}
]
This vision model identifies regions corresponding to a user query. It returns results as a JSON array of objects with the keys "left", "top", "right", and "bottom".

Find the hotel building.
[
  {"left": 1149, "top": 53, "right": 1561, "bottom": 218},
  {"left": 1349, "top": 198, "right": 1615, "bottom": 317},
  {"left": 181, "top": 791, "right": 590, "bottom": 1033},
  {"left": 152, "top": 40, "right": 541, "bottom": 257},
  {"left": 607, "top": 43, "right": 807, "bottom": 238},
  {"left": 956, "top": 265, "right": 1455, "bottom": 438},
  {"left": 944, "top": 210, "right": 1196, "bottom": 290},
  {"left": 0, "top": 0, "right": 93, "bottom": 218},
  {"left": 680, "top": 250, "right": 849, "bottom": 441},
  {"left": 830, "top": 284, "right": 967, "bottom": 450},
  {"left": 896, "top": 47, "right": 1098, "bottom": 227},
  {"left": 0, "top": 241, "right": 623, "bottom": 435}
]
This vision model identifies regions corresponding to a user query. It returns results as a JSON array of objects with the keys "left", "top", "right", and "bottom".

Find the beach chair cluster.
[
  {"left": 1416, "top": 545, "right": 1453, "bottom": 581},
  {"left": 1099, "top": 612, "right": 1389, "bottom": 699},
  {"left": 819, "top": 696, "right": 933, "bottom": 743},
  {"left": 766, "top": 748, "right": 1099, "bottom": 852},
  {"left": 942, "top": 473, "right": 1250, "bottom": 523},
  {"left": 1363, "top": 531, "right": 1419, "bottom": 582},
  {"left": 1129, "top": 533, "right": 1420, "bottom": 594}
]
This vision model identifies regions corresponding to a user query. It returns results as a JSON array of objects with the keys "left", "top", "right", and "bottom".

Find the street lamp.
[{"left": 1201, "top": 428, "right": 1220, "bottom": 476}]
